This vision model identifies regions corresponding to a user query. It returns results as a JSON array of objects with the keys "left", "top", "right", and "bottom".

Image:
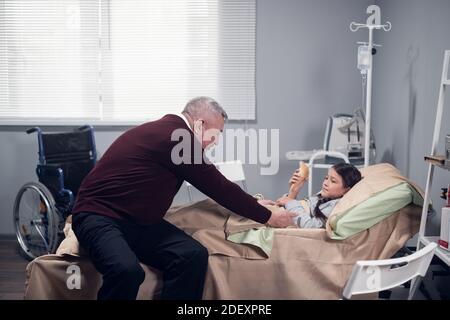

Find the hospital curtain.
[{"left": 0, "top": 0, "right": 256, "bottom": 125}]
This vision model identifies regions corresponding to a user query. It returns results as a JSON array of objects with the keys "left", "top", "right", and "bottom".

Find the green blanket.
[{"left": 227, "top": 227, "right": 274, "bottom": 257}]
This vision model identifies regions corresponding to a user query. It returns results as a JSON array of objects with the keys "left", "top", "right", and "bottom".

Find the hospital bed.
[{"left": 24, "top": 163, "right": 423, "bottom": 299}]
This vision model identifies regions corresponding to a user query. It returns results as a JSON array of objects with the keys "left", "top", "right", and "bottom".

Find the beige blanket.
[
  {"left": 24, "top": 163, "right": 421, "bottom": 300},
  {"left": 24, "top": 199, "right": 420, "bottom": 300},
  {"left": 166, "top": 199, "right": 421, "bottom": 299}
]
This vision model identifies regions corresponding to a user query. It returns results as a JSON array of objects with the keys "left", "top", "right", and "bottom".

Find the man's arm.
[
  {"left": 173, "top": 160, "right": 271, "bottom": 224},
  {"left": 166, "top": 136, "right": 294, "bottom": 227}
]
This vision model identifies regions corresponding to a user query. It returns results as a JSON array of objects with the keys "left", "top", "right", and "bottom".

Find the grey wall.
[
  {"left": 374, "top": 0, "right": 450, "bottom": 235},
  {"left": 0, "top": 0, "right": 372, "bottom": 234}
]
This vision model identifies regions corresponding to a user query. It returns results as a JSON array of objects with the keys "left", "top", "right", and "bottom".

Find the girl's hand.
[
  {"left": 289, "top": 170, "right": 306, "bottom": 185},
  {"left": 288, "top": 170, "right": 306, "bottom": 198}
]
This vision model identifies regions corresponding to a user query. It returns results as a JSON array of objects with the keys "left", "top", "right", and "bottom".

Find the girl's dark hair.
[
  {"left": 313, "top": 162, "right": 362, "bottom": 226},
  {"left": 332, "top": 162, "right": 362, "bottom": 189}
]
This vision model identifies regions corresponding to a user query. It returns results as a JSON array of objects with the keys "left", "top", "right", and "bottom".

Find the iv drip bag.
[{"left": 358, "top": 45, "right": 371, "bottom": 74}]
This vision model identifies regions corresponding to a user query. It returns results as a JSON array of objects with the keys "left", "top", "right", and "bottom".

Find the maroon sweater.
[{"left": 72, "top": 114, "right": 271, "bottom": 225}]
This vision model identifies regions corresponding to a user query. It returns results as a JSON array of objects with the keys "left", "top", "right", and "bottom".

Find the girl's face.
[{"left": 321, "top": 168, "right": 350, "bottom": 199}]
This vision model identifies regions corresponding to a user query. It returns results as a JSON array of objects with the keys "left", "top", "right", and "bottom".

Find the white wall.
[{"left": 374, "top": 0, "right": 450, "bottom": 235}]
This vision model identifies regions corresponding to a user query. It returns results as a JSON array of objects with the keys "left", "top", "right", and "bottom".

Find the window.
[{"left": 0, "top": 0, "right": 256, "bottom": 125}]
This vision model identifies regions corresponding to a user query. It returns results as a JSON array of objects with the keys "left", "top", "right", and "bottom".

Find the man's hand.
[
  {"left": 266, "top": 209, "right": 296, "bottom": 228},
  {"left": 258, "top": 199, "right": 276, "bottom": 206},
  {"left": 276, "top": 196, "right": 294, "bottom": 207}
]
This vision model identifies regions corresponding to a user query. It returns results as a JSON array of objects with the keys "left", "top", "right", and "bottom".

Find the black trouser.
[{"left": 72, "top": 212, "right": 208, "bottom": 300}]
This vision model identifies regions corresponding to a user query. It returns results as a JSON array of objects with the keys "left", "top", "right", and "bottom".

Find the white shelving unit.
[{"left": 416, "top": 50, "right": 450, "bottom": 267}]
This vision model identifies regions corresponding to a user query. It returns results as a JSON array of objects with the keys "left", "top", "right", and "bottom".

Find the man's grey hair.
[{"left": 182, "top": 96, "right": 228, "bottom": 120}]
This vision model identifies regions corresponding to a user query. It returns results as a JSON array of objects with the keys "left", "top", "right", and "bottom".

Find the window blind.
[{"left": 0, "top": 0, "right": 256, "bottom": 125}]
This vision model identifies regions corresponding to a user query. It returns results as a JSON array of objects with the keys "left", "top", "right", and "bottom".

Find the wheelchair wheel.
[{"left": 13, "top": 182, "right": 61, "bottom": 260}]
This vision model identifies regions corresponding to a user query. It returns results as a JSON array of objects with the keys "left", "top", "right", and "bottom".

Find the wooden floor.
[{"left": 0, "top": 236, "right": 30, "bottom": 300}]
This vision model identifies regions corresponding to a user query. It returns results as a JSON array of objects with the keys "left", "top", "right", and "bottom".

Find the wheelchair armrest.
[
  {"left": 36, "top": 164, "right": 65, "bottom": 192},
  {"left": 37, "top": 164, "right": 75, "bottom": 214},
  {"left": 59, "top": 189, "right": 75, "bottom": 212}
]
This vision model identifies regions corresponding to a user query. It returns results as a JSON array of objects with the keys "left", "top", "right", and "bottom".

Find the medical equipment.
[
  {"left": 287, "top": 109, "right": 375, "bottom": 165},
  {"left": 439, "top": 186, "right": 450, "bottom": 251},
  {"left": 357, "top": 45, "right": 371, "bottom": 74},
  {"left": 324, "top": 109, "right": 376, "bottom": 165},
  {"left": 350, "top": 5, "right": 391, "bottom": 167},
  {"left": 357, "top": 43, "right": 381, "bottom": 74}
]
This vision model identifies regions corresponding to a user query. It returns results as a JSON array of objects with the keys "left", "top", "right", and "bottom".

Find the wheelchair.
[{"left": 13, "top": 125, "right": 97, "bottom": 260}]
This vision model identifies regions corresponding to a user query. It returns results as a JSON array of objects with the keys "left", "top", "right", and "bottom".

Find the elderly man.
[{"left": 71, "top": 96, "right": 294, "bottom": 300}]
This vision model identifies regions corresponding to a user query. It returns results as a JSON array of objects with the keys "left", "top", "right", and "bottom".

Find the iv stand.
[{"left": 350, "top": 20, "right": 391, "bottom": 167}]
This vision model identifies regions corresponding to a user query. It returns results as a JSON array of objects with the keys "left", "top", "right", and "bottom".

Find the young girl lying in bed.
[{"left": 259, "top": 162, "right": 362, "bottom": 228}]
